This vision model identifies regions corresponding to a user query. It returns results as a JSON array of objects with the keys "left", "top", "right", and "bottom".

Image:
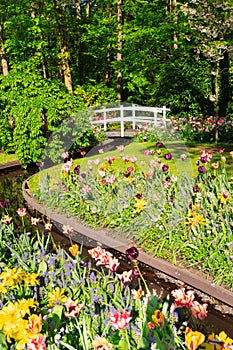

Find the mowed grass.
[
  {"left": 0, "top": 152, "right": 18, "bottom": 164},
  {"left": 29, "top": 140, "right": 233, "bottom": 195}
]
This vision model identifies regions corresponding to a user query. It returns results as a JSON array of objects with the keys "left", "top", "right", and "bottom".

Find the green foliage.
[
  {"left": 0, "top": 0, "right": 232, "bottom": 156},
  {"left": 31, "top": 142, "right": 233, "bottom": 289},
  {"left": 0, "top": 218, "right": 187, "bottom": 350},
  {"left": 74, "top": 83, "right": 117, "bottom": 107},
  {"left": 44, "top": 110, "right": 106, "bottom": 164},
  {"left": 0, "top": 64, "right": 85, "bottom": 166}
]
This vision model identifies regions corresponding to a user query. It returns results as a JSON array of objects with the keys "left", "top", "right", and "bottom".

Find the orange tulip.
[
  {"left": 152, "top": 310, "right": 165, "bottom": 327},
  {"left": 69, "top": 244, "right": 80, "bottom": 257}
]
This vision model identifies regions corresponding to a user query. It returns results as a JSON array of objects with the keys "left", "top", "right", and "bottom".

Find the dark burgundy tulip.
[
  {"left": 135, "top": 193, "right": 142, "bottom": 199},
  {"left": 164, "top": 153, "right": 172, "bottom": 160},
  {"left": 156, "top": 142, "right": 164, "bottom": 148},
  {"left": 198, "top": 166, "right": 206, "bottom": 173},
  {"left": 200, "top": 156, "right": 207, "bottom": 163},
  {"left": 193, "top": 185, "right": 199, "bottom": 192},
  {"left": 162, "top": 164, "right": 169, "bottom": 172},
  {"left": 126, "top": 247, "right": 139, "bottom": 260},
  {"left": 124, "top": 171, "right": 131, "bottom": 178},
  {"left": 74, "top": 165, "right": 80, "bottom": 174}
]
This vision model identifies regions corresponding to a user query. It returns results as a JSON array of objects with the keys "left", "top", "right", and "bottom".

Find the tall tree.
[
  {"left": 182, "top": 0, "right": 233, "bottom": 142},
  {"left": 117, "top": 0, "right": 123, "bottom": 101},
  {"left": 166, "top": 0, "right": 178, "bottom": 49},
  {"left": 0, "top": 24, "right": 8, "bottom": 75},
  {"left": 52, "top": 0, "right": 73, "bottom": 93}
]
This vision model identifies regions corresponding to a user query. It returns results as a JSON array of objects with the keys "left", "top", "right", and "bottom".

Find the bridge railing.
[{"left": 90, "top": 105, "right": 170, "bottom": 137}]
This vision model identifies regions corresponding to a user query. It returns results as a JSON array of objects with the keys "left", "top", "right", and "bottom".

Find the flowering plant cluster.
[
  {"left": 171, "top": 115, "right": 233, "bottom": 143},
  {"left": 0, "top": 213, "right": 233, "bottom": 350},
  {"left": 36, "top": 142, "right": 233, "bottom": 289},
  {"left": 41, "top": 141, "right": 182, "bottom": 234}
]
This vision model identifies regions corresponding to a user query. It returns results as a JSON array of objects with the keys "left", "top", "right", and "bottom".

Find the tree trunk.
[
  {"left": 105, "top": 6, "right": 112, "bottom": 85},
  {"left": 60, "top": 46, "right": 73, "bottom": 93},
  {"left": 75, "top": 0, "right": 81, "bottom": 20},
  {"left": 86, "top": 0, "right": 90, "bottom": 17},
  {"left": 117, "top": 0, "right": 123, "bottom": 101},
  {"left": 53, "top": 0, "right": 73, "bottom": 93},
  {"left": 172, "top": 0, "right": 178, "bottom": 49},
  {"left": 166, "top": 0, "right": 178, "bottom": 49},
  {"left": 0, "top": 24, "right": 8, "bottom": 76}
]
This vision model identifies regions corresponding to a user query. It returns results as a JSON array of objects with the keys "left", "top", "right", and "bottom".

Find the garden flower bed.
[
  {"left": 28, "top": 140, "right": 233, "bottom": 291},
  {"left": 0, "top": 213, "right": 233, "bottom": 349}
]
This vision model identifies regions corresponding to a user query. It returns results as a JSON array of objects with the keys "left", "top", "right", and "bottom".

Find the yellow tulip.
[{"left": 185, "top": 327, "right": 205, "bottom": 350}]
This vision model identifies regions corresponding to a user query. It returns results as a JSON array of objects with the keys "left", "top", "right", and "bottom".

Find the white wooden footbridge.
[{"left": 90, "top": 104, "right": 170, "bottom": 137}]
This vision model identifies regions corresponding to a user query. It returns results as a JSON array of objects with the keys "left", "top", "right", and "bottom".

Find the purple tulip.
[
  {"left": 200, "top": 156, "right": 207, "bottom": 163},
  {"left": 156, "top": 142, "right": 164, "bottom": 148},
  {"left": 74, "top": 165, "right": 80, "bottom": 174},
  {"left": 162, "top": 164, "right": 169, "bottom": 172},
  {"left": 126, "top": 247, "right": 139, "bottom": 260},
  {"left": 193, "top": 185, "right": 199, "bottom": 192},
  {"left": 198, "top": 166, "right": 206, "bottom": 173},
  {"left": 164, "top": 153, "right": 172, "bottom": 160}
]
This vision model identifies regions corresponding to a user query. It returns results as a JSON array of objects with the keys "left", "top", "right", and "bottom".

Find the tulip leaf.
[
  {"left": 38, "top": 260, "right": 47, "bottom": 273},
  {"left": 0, "top": 332, "right": 8, "bottom": 350}
]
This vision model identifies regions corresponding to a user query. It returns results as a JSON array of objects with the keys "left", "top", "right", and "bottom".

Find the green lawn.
[
  {"left": 29, "top": 141, "right": 233, "bottom": 193},
  {"left": 0, "top": 152, "right": 18, "bottom": 164}
]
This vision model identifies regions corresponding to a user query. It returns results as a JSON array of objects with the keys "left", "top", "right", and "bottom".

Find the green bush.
[{"left": 0, "top": 64, "right": 85, "bottom": 166}]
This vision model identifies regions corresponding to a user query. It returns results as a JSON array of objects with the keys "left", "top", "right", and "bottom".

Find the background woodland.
[{"left": 0, "top": 0, "right": 232, "bottom": 164}]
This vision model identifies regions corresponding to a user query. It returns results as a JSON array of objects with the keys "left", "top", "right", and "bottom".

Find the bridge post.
[
  {"left": 163, "top": 106, "right": 167, "bottom": 126},
  {"left": 103, "top": 108, "right": 107, "bottom": 131},
  {"left": 120, "top": 105, "right": 124, "bottom": 137},
  {"left": 153, "top": 108, "right": 158, "bottom": 125},
  {"left": 132, "top": 104, "right": 136, "bottom": 129}
]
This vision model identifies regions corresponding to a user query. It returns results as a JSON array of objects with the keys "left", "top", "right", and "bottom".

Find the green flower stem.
[
  {"left": 124, "top": 328, "right": 131, "bottom": 350},
  {"left": 133, "top": 260, "right": 150, "bottom": 295}
]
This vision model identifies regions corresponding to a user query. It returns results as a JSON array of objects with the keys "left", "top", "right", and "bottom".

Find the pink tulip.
[{"left": 108, "top": 309, "right": 132, "bottom": 330}]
